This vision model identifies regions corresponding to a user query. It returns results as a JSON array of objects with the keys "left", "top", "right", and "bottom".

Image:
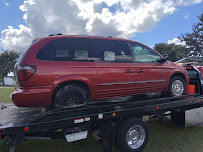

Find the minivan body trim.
[
  {"left": 101, "top": 81, "right": 135, "bottom": 86},
  {"left": 100, "top": 80, "right": 166, "bottom": 86},
  {"left": 135, "top": 80, "right": 166, "bottom": 84}
]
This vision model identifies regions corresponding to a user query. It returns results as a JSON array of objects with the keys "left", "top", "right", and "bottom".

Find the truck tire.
[
  {"left": 168, "top": 76, "right": 186, "bottom": 97},
  {"left": 53, "top": 85, "right": 86, "bottom": 109},
  {"left": 117, "top": 118, "right": 149, "bottom": 152}
]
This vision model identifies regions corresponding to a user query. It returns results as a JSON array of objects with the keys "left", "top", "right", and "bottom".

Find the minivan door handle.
[
  {"left": 125, "top": 69, "right": 134, "bottom": 73},
  {"left": 137, "top": 69, "right": 145, "bottom": 73}
]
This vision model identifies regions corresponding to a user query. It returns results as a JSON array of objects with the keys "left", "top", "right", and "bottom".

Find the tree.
[
  {"left": 0, "top": 51, "right": 19, "bottom": 85},
  {"left": 179, "top": 12, "right": 203, "bottom": 59},
  {"left": 154, "top": 43, "right": 190, "bottom": 62}
]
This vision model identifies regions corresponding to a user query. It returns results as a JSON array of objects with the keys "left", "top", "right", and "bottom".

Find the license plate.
[{"left": 65, "top": 130, "right": 88, "bottom": 142}]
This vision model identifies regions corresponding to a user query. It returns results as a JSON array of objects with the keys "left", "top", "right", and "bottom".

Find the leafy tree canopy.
[
  {"left": 179, "top": 12, "right": 203, "bottom": 60},
  {"left": 0, "top": 51, "right": 19, "bottom": 84},
  {"left": 154, "top": 43, "right": 190, "bottom": 62}
]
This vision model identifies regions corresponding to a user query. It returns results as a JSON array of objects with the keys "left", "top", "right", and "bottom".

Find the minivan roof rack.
[
  {"left": 47, "top": 34, "right": 125, "bottom": 39},
  {"left": 49, "top": 33, "right": 63, "bottom": 36},
  {"left": 49, "top": 34, "right": 56, "bottom": 36},
  {"left": 32, "top": 38, "right": 40, "bottom": 43}
]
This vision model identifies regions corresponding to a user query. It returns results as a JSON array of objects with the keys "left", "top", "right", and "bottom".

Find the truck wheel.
[
  {"left": 53, "top": 85, "right": 86, "bottom": 109},
  {"left": 117, "top": 118, "right": 149, "bottom": 152},
  {"left": 168, "top": 76, "right": 186, "bottom": 97}
]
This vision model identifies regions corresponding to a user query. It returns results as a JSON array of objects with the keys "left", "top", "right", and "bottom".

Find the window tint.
[
  {"left": 37, "top": 38, "right": 92, "bottom": 61},
  {"left": 75, "top": 50, "right": 88, "bottom": 58},
  {"left": 17, "top": 41, "right": 38, "bottom": 63},
  {"left": 130, "top": 42, "right": 161, "bottom": 63},
  {"left": 16, "top": 47, "right": 29, "bottom": 63},
  {"left": 92, "top": 39, "right": 133, "bottom": 63},
  {"left": 55, "top": 50, "right": 69, "bottom": 57}
]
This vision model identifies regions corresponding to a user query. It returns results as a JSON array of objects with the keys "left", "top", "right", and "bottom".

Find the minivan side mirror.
[
  {"left": 158, "top": 54, "right": 168, "bottom": 63},
  {"left": 164, "top": 54, "right": 168, "bottom": 60}
]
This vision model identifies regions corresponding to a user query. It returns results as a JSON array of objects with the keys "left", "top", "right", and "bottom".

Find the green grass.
[
  {"left": 0, "top": 88, "right": 202, "bottom": 151},
  {"left": 0, "top": 87, "right": 15, "bottom": 103},
  {"left": 144, "top": 121, "right": 203, "bottom": 152}
]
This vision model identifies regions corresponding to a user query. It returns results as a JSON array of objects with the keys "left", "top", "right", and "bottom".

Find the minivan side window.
[
  {"left": 36, "top": 38, "right": 92, "bottom": 61},
  {"left": 92, "top": 39, "right": 133, "bottom": 63},
  {"left": 130, "top": 42, "right": 161, "bottom": 63}
]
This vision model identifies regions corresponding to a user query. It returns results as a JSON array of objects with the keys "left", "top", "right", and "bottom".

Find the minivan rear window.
[
  {"left": 16, "top": 44, "right": 32, "bottom": 63},
  {"left": 36, "top": 38, "right": 93, "bottom": 61},
  {"left": 16, "top": 39, "right": 40, "bottom": 63}
]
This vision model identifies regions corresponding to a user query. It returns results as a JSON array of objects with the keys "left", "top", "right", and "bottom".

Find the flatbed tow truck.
[{"left": 0, "top": 66, "right": 203, "bottom": 152}]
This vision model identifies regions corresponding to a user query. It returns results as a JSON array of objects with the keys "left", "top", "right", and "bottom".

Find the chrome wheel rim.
[
  {"left": 126, "top": 125, "right": 145, "bottom": 149},
  {"left": 172, "top": 80, "right": 184, "bottom": 96}
]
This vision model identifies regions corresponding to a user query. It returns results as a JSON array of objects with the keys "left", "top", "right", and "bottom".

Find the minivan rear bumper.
[{"left": 11, "top": 86, "right": 53, "bottom": 107}]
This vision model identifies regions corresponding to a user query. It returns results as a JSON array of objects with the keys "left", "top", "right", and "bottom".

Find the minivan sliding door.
[{"left": 91, "top": 39, "right": 136, "bottom": 99}]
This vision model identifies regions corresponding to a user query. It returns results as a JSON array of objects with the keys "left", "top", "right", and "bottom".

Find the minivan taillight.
[{"left": 16, "top": 64, "right": 37, "bottom": 82}]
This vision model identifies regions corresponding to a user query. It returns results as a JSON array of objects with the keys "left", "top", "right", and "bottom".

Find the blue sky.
[
  {"left": 0, "top": 0, "right": 202, "bottom": 52},
  {"left": 0, "top": 0, "right": 25, "bottom": 34},
  {"left": 134, "top": 3, "right": 203, "bottom": 47}
]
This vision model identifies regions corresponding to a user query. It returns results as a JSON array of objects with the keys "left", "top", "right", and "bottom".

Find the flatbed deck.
[{"left": 0, "top": 94, "right": 203, "bottom": 131}]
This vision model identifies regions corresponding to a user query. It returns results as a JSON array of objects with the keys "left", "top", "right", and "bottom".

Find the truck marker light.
[
  {"left": 156, "top": 106, "right": 159, "bottom": 109},
  {"left": 74, "top": 118, "right": 84, "bottom": 124},
  {"left": 24, "top": 127, "right": 29, "bottom": 131},
  {"left": 189, "top": 101, "right": 192, "bottom": 104},
  {"left": 85, "top": 117, "right": 90, "bottom": 121},
  {"left": 112, "top": 113, "right": 116, "bottom": 116},
  {"left": 98, "top": 114, "right": 103, "bottom": 119}
]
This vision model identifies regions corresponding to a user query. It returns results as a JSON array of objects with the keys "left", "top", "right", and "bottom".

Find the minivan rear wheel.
[
  {"left": 53, "top": 85, "right": 86, "bottom": 109},
  {"left": 168, "top": 76, "right": 186, "bottom": 97}
]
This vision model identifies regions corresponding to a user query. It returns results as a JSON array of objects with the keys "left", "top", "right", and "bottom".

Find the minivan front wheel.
[
  {"left": 53, "top": 85, "right": 86, "bottom": 109},
  {"left": 168, "top": 76, "right": 186, "bottom": 97}
]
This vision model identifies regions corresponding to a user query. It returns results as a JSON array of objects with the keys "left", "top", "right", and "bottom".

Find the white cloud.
[
  {"left": 168, "top": 38, "right": 186, "bottom": 45},
  {"left": 1, "top": 25, "right": 33, "bottom": 52},
  {"left": 150, "top": 45, "right": 154, "bottom": 49},
  {"left": 176, "top": 0, "right": 203, "bottom": 6},
  {"left": 0, "top": 0, "right": 201, "bottom": 52},
  {"left": 2, "top": 0, "right": 9, "bottom": 6},
  {"left": 184, "top": 14, "right": 190, "bottom": 19}
]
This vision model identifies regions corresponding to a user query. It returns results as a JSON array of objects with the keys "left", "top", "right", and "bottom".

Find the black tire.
[
  {"left": 168, "top": 76, "right": 186, "bottom": 97},
  {"left": 117, "top": 118, "right": 149, "bottom": 152},
  {"left": 53, "top": 85, "right": 86, "bottom": 109}
]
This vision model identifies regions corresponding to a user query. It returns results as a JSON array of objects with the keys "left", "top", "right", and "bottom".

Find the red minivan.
[{"left": 11, "top": 35, "right": 189, "bottom": 108}]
